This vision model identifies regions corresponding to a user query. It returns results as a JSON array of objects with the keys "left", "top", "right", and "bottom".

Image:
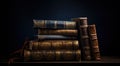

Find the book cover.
[
  {"left": 88, "top": 24, "right": 101, "bottom": 61},
  {"left": 72, "top": 17, "right": 91, "bottom": 61},
  {"left": 35, "top": 35, "right": 77, "bottom": 40},
  {"left": 33, "top": 20, "right": 76, "bottom": 29},
  {"left": 23, "top": 50, "right": 81, "bottom": 61},
  {"left": 37, "top": 29, "right": 78, "bottom": 36},
  {"left": 25, "top": 40, "right": 79, "bottom": 50}
]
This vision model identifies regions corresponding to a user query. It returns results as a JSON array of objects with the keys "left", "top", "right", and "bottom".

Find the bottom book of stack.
[{"left": 24, "top": 50, "right": 81, "bottom": 61}]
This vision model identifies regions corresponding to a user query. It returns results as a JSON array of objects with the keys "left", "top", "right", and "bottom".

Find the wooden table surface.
[{"left": 0, "top": 56, "right": 120, "bottom": 64}]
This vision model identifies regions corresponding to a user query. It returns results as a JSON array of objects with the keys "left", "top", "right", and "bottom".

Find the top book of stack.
[{"left": 33, "top": 20, "right": 77, "bottom": 29}]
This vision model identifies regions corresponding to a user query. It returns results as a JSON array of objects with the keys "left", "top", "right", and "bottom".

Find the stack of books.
[
  {"left": 23, "top": 17, "right": 101, "bottom": 61},
  {"left": 23, "top": 19, "right": 81, "bottom": 61}
]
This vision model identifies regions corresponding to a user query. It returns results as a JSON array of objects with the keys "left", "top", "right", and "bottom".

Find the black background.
[{"left": 1, "top": 0, "right": 119, "bottom": 61}]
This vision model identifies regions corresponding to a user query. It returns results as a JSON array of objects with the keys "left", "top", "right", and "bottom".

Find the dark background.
[{"left": 1, "top": 0, "right": 119, "bottom": 61}]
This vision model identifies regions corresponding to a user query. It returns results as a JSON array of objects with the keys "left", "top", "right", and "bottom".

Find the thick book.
[
  {"left": 72, "top": 17, "right": 91, "bottom": 61},
  {"left": 88, "top": 24, "right": 101, "bottom": 61},
  {"left": 23, "top": 50, "right": 81, "bottom": 61},
  {"left": 25, "top": 40, "right": 79, "bottom": 50},
  {"left": 35, "top": 35, "right": 77, "bottom": 40},
  {"left": 33, "top": 20, "right": 76, "bottom": 29},
  {"left": 37, "top": 29, "right": 78, "bottom": 36}
]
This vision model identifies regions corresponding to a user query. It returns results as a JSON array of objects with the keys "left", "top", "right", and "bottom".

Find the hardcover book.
[
  {"left": 88, "top": 24, "right": 101, "bottom": 61},
  {"left": 23, "top": 50, "right": 81, "bottom": 61},
  {"left": 37, "top": 29, "right": 78, "bottom": 36},
  {"left": 33, "top": 20, "right": 76, "bottom": 29},
  {"left": 72, "top": 17, "right": 91, "bottom": 61},
  {"left": 25, "top": 40, "right": 79, "bottom": 50}
]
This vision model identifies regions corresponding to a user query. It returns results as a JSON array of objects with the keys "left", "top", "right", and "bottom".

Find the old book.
[
  {"left": 88, "top": 24, "right": 101, "bottom": 61},
  {"left": 33, "top": 20, "right": 76, "bottom": 29},
  {"left": 72, "top": 17, "right": 91, "bottom": 61},
  {"left": 25, "top": 40, "right": 79, "bottom": 50},
  {"left": 23, "top": 50, "right": 81, "bottom": 61},
  {"left": 35, "top": 35, "right": 77, "bottom": 40},
  {"left": 37, "top": 29, "right": 78, "bottom": 36}
]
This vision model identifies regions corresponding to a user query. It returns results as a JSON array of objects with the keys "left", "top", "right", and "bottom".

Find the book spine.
[
  {"left": 72, "top": 17, "right": 91, "bottom": 61},
  {"left": 88, "top": 24, "right": 101, "bottom": 61},
  {"left": 23, "top": 50, "right": 81, "bottom": 61},
  {"left": 28, "top": 40, "right": 79, "bottom": 50},
  {"left": 35, "top": 35, "right": 77, "bottom": 40},
  {"left": 33, "top": 20, "right": 76, "bottom": 29},
  {"left": 37, "top": 29, "right": 77, "bottom": 36}
]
